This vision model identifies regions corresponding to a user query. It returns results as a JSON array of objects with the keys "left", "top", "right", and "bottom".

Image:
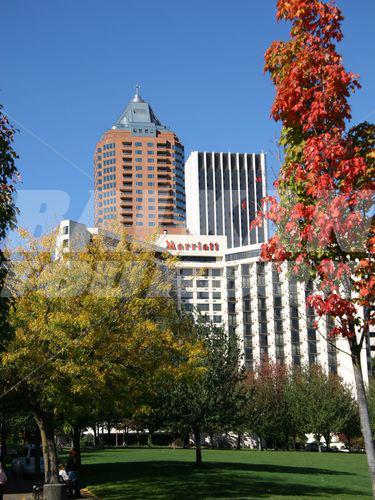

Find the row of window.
[
  {"left": 181, "top": 291, "right": 221, "bottom": 300},
  {"left": 180, "top": 268, "right": 223, "bottom": 277},
  {"left": 102, "top": 150, "right": 115, "bottom": 158}
]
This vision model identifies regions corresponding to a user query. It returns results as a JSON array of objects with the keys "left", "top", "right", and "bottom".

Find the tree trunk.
[
  {"left": 258, "top": 436, "right": 262, "bottom": 451},
  {"left": 183, "top": 433, "right": 190, "bottom": 449},
  {"left": 0, "top": 415, "right": 7, "bottom": 466},
  {"left": 236, "top": 433, "right": 242, "bottom": 450},
  {"left": 351, "top": 346, "right": 375, "bottom": 497},
  {"left": 316, "top": 433, "right": 322, "bottom": 452},
  {"left": 34, "top": 429, "right": 41, "bottom": 481},
  {"left": 34, "top": 411, "right": 59, "bottom": 484},
  {"left": 107, "top": 422, "right": 111, "bottom": 445},
  {"left": 147, "top": 432, "right": 153, "bottom": 447},
  {"left": 72, "top": 426, "right": 81, "bottom": 466},
  {"left": 93, "top": 425, "right": 97, "bottom": 447},
  {"left": 193, "top": 427, "right": 202, "bottom": 466},
  {"left": 323, "top": 433, "right": 331, "bottom": 449},
  {"left": 209, "top": 433, "right": 214, "bottom": 448}
]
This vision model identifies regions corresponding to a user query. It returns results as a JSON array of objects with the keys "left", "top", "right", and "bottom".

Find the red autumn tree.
[{"left": 257, "top": 0, "right": 375, "bottom": 490}]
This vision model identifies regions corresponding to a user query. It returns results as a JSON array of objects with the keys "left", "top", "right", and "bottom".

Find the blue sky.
[{"left": 2, "top": 0, "right": 374, "bottom": 236}]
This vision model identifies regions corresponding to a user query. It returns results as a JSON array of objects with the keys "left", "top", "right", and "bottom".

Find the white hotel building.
[{"left": 56, "top": 150, "right": 373, "bottom": 388}]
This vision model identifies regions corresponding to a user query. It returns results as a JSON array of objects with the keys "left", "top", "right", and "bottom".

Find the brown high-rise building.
[{"left": 94, "top": 86, "right": 186, "bottom": 237}]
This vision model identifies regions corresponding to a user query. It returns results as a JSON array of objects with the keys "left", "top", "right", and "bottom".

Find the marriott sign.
[{"left": 165, "top": 240, "right": 220, "bottom": 252}]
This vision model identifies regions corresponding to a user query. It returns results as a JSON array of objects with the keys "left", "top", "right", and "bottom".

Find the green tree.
[
  {"left": 157, "top": 317, "right": 246, "bottom": 465},
  {"left": 2, "top": 230, "right": 201, "bottom": 482},
  {"left": 246, "top": 361, "right": 292, "bottom": 450},
  {"left": 303, "top": 365, "right": 355, "bottom": 450},
  {"left": 0, "top": 104, "right": 20, "bottom": 465}
]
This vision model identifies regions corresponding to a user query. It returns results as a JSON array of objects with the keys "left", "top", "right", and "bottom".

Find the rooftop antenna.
[{"left": 133, "top": 84, "right": 143, "bottom": 102}]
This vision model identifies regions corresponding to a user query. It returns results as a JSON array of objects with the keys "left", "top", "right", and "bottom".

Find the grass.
[{"left": 78, "top": 447, "right": 372, "bottom": 499}]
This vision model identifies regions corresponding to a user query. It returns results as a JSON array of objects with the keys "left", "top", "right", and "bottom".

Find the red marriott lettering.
[{"left": 166, "top": 241, "right": 220, "bottom": 251}]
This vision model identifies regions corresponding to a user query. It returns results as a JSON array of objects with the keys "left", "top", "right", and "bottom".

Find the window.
[
  {"left": 211, "top": 269, "right": 222, "bottom": 276},
  {"left": 212, "top": 292, "right": 221, "bottom": 299},
  {"left": 147, "top": 158, "right": 154, "bottom": 163},
  {"left": 149, "top": 190, "right": 155, "bottom": 194},
  {"left": 149, "top": 222, "right": 155, "bottom": 226},
  {"left": 136, "top": 166, "right": 142, "bottom": 171},
  {"left": 213, "top": 304, "right": 221, "bottom": 311},
  {"left": 136, "top": 198, "right": 142, "bottom": 202},
  {"left": 136, "top": 182, "right": 143, "bottom": 186},
  {"left": 213, "top": 315, "right": 222, "bottom": 323},
  {"left": 135, "top": 142, "right": 142, "bottom": 146},
  {"left": 135, "top": 150, "right": 142, "bottom": 154},
  {"left": 149, "top": 206, "right": 155, "bottom": 211},
  {"left": 148, "top": 174, "right": 154, "bottom": 178},
  {"left": 181, "top": 269, "right": 193, "bottom": 276},
  {"left": 136, "top": 158, "right": 142, "bottom": 163},
  {"left": 62, "top": 226, "right": 69, "bottom": 235},
  {"left": 181, "top": 279, "right": 193, "bottom": 287},
  {"left": 136, "top": 214, "right": 143, "bottom": 218},
  {"left": 197, "top": 280, "right": 208, "bottom": 288},
  {"left": 148, "top": 198, "right": 155, "bottom": 203},
  {"left": 148, "top": 182, "right": 154, "bottom": 186},
  {"left": 147, "top": 150, "right": 154, "bottom": 155},
  {"left": 136, "top": 190, "right": 142, "bottom": 194},
  {"left": 136, "top": 222, "right": 143, "bottom": 226},
  {"left": 62, "top": 239, "right": 69, "bottom": 248},
  {"left": 148, "top": 166, "right": 154, "bottom": 171},
  {"left": 136, "top": 206, "right": 142, "bottom": 210},
  {"left": 197, "top": 304, "right": 209, "bottom": 312},
  {"left": 149, "top": 214, "right": 155, "bottom": 219},
  {"left": 197, "top": 292, "right": 209, "bottom": 299},
  {"left": 181, "top": 292, "right": 193, "bottom": 299},
  {"left": 147, "top": 142, "right": 153, "bottom": 147},
  {"left": 212, "top": 280, "right": 221, "bottom": 288}
]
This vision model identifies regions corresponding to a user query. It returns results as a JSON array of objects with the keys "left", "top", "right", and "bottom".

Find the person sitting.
[
  {"left": 68, "top": 466, "right": 82, "bottom": 499},
  {"left": 58, "top": 463, "right": 69, "bottom": 483},
  {"left": 58, "top": 463, "right": 72, "bottom": 497}
]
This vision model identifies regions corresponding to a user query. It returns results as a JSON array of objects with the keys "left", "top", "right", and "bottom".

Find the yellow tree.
[{"left": 1, "top": 229, "right": 202, "bottom": 483}]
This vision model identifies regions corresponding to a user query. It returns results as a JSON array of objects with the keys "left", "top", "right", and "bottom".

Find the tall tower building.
[
  {"left": 94, "top": 87, "right": 186, "bottom": 237},
  {"left": 185, "top": 151, "right": 267, "bottom": 248}
]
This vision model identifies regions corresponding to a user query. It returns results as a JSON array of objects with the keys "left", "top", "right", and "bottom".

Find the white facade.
[
  {"left": 56, "top": 221, "right": 372, "bottom": 389},
  {"left": 185, "top": 151, "right": 268, "bottom": 248},
  {"left": 155, "top": 233, "right": 371, "bottom": 389}
]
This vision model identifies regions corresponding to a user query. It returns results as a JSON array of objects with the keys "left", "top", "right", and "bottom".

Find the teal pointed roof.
[{"left": 112, "top": 85, "right": 169, "bottom": 134}]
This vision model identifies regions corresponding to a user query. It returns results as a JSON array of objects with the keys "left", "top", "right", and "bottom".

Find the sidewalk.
[{"left": 4, "top": 476, "right": 98, "bottom": 499}]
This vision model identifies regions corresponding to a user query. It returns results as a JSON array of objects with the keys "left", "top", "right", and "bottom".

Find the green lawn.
[{"left": 78, "top": 447, "right": 372, "bottom": 499}]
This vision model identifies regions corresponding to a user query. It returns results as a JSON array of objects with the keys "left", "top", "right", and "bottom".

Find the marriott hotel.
[{"left": 72, "top": 90, "right": 373, "bottom": 388}]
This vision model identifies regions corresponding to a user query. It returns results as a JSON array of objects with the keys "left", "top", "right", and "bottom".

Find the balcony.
[
  {"left": 157, "top": 142, "right": 171, "bottom": 149},
  {"left": 120, "top": 190, "right": 132, "bottom": 198}
]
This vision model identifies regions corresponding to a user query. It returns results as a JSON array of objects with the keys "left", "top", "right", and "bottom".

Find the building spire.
[{"left": 132, "top": 84, "right": 143, "bottom": 103}]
